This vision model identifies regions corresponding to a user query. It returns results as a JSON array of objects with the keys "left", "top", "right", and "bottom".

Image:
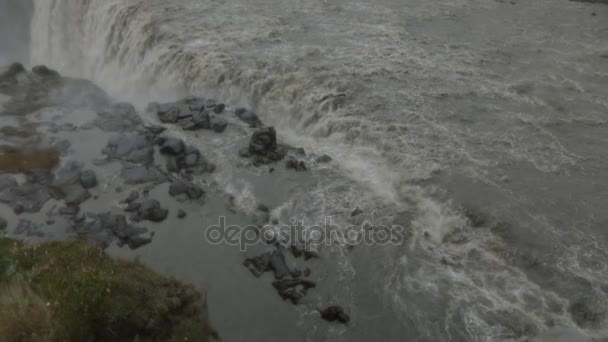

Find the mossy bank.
[{"left": 0, "top": 237, "right": 218, "bottom": 342}]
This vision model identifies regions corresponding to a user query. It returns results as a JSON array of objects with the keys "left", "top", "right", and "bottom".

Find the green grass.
[{"left": 0, "top": 237, "right": 218, "bottom": 342}]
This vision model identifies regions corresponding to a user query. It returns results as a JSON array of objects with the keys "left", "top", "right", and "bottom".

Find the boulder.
[
  {"left": 285, "top": 158, "right": 307, "bottom": 171},
  {"left": 0, "top": 216, "right": 7, "bottom": 230},
  {"left": 79, "top": 170, "right": 98, "bottom": 189},
  {"left": 234, "top": 108, "right": 263, "bottom": 127},
  {"left": 158, "top": 137, "right": 185, "bottom": 156},
  {"left": 103, "top": 134, "right": 154, "bottom": 164},
  {"left": 168, "top": 179, "right": 204, "bottom": 200},
  {"left": 136, "top": 199, "right": 168, "bottom": 222},
  {"left": 272, "top": 278, "right": 316, "bottom": 304},
  {"left": 319, "top": 306, "right": 350, "bottom": 324},
  {"left": 63, "top": 184, "right": 91, "bottom": 206}
]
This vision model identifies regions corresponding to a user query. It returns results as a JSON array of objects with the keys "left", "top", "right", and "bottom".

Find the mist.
[{"left": 0, "top": 0, "right": 33, "bottom": 66}]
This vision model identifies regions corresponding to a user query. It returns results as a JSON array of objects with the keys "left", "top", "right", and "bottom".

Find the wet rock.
[
  {"left": 234, "top": 108, "right": 263, "bottom": 127},
  {"left": 177, "top": 209, "right": 187, "bottom": 219},
  {"left": 145, "top": 125, "right": 166, "bottom": 135},
  {"left": 182, "top": 110, "right": 211, "bottom": 131},
  {"left": 269, "top": 249, "right": 291, "bottom": 279},
  {"left": 63, "top": 184, "right": 91, "bottom": 206},
  {"left": 103, "top": 134, "right": 154, "bottom": 164},
  {"left": 285, "top": 157, "right": 307, "bottom": 171},
  {"left": 94, "top": 102, "right": 142, "bottom": 132},
  {"left": 158, "top": 137, "right": 185, "bottom": 156},
  {"left": 14, "top": 219, "right": 45, "bottom": 237},
  {"left": 121, "top": 191, "right": 139, "bottom": 203},
  {"left": 124, "top": 201, "right": 142, "bottom": 212},
  {"left": 158, "top": 106, "right": 180, "bottom": 123},
  {"left": 59, "top": 206, "right": 79, "bottom": 216},
  {"left": 211, "top": 118, "right": 228, "bottom": 133},
  {"left": 32, "top": 65, "right": 60, "bottom": 77},
  {"left": 134, "top": 199, "right": 168, "bottom": 222},
  {"left": 79, "top": 170, "right": 98, "bottom": 189},
  {"left": 166, "top": 146, "right": 215, "bottom": 174},
  {"left": 121, "top": 164, "right": 167, "bottom": 185},
  {"left": 76, "top": 212, "right": 152, "bottom": 250},
  {"left": 243, "top": 253, "right": 271, "bottom": 278},
  {"left": 320, "top": 306, "right": 350, "bottom": 324},
  {"left": 213, "top": 103, "right": 225, "bottom": 114},
  {"left": 351, "top": 208, "right": 363, "bottom": 216},
  {"left": 315, "top": 154, "right": 333, "bottom": 163},
  {"left": 53, "top": 161, "right": 83, "bottom": 187},
  {"left": 169, "top": 179, "right": 204, "bottom": 201},
  {"left": 241, "top": 127, "right": 287, "bottom": 165},
  {"left": 0, "top": 175, "right": 17, "bottom": 191},
  {"left": 0, "top": 182, "right": 50, "bottom": 213},
  {"left": 0, "top": 217, "right": 7, "bottom": 230},
  {"left": 272, "top": 278, "right": 317, "bottom": 305}
]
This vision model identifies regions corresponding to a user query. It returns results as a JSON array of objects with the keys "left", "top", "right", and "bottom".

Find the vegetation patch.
[
  {"left": 0, "top": 145, "right": 59, "bottom": 173},
  {"left": 0, "top": 237, "right": 217, "bottom": 342}
]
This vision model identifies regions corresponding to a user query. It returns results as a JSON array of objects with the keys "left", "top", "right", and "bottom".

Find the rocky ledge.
[{"left": 0, "top": 62, "right": 350, "bottom": 330}]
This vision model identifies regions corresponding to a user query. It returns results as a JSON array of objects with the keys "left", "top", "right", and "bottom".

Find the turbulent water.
[{"left": 18, "top": 0, "right": 608, "bottom": 341}]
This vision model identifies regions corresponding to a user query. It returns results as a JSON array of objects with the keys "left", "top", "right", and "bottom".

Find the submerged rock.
[
  {"left": 234, "top": 107, "right": 263, "bottom": 127},
  {"left": 169, "top": 179, "right": 204, "bottom": 201},
  {"left": 132, "top": 199, "right": 169, "bottom": 223},
  {"left": 14, "top": 219, "right": 44, "bottom": 237},
  {"left": 121, "top": 164, "right": 167, "bottom": 185},
  {"left": 63, "top": 184, "right": 91, "bottom": 206},
  {"left": 158, "top": 137, "right": 185, "bottom": 156},
  {"left": 0, "top": 182, "right": 50, "bottom": 213},
  {"left": 102, "top": 134, "right": 154, "bottom": 165},
  {"left": 177, "top": 209, "right": 187, "bottom": 219},
  {"left": 79, "top": 169, "right": 98, "bottom": 189},
  {"left": 75, "top": 212, "right": 152, "bottom": 250},
  {"left": 320, "top": 305, "right": 350, "bottom": 324},
  {"left": 272, "top": 278, "right": 317, "bottom": 305}
]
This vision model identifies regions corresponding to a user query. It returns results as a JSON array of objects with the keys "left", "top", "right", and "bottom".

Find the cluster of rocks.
[
  {"left": 243, "top": 247, "right": 316, "bottom": 305},
  {"left": 243, "top": 244, "right": 349, "bottom": 324},
  {"left": 149, "top": 97, "right": 228, "bottom": 133}
]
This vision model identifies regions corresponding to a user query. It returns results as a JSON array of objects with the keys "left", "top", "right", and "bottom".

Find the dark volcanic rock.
[
  {"left": 32, "top": 65, "right": 60, "bottom": 78},
  {"left": 177, "top": 209, "right": 187, "bottom": 219},
  {"left": 165, "top": 145, "right": 215, "bottom": 175},
  {"left": 14, "top": 219, "right": 45, "bottom": 237},
  {"left": 316, "top": 154, "right": 333, "bottom": 163},
  {"left": 103, "top": 134, "right": 154, "bottom": 164},
  {"left": 121, "top": 191, "right": 139, "bottom": 204},
  {"left": 158, "top": 137, "right": 185, "bottom": 156},
  {"left": 121, "top": 164, "right": 167, "bottom": 185},
  {"left": 63, "top": 184, "right": 91, "bottom": 206},
  {"left": 213, "top": 103, "right": 226, "bottom": 114},
  {"left": 75, "top": 212, "right": 152, "bottom": 250},
  {"left": 169, "top": 179, "right": 204, "bottom": 201},
  {"left": 243, "top": 253, "right": 271, "bottom": 278},
  {"left": 241, "top": 127, "right": 287, "bottom": 165},
  {"left": 59, "top": 206, "right": 79, "bottom": 217},
  {"left": 272, "top": 278, "right": 317, "bottom": 305},
  {"left": 269, "top": 249, "right": 291, "bottom": 279},
  {"left": 0, "top": 216, "right": 7, "bottom": 230},
  {"left": 234, "top": 108, "right": 263, "bottom": 127},
  {"left": 320, "top": 306, "right": 350, "bottom": 324},
  {"left": 0, "top": 182, "right": 50, "bottom": 213},
  {"left": 134, "top": 199, "right": 169, "bottom": 222},
  {"left": 79, "top": 170, "right": 98, "bottom": 189},
  {"left": 285, "top": 157, "right": 307, "bottom": 171},
  {"left": 244, "top": 249, "right": 291, "bottom": 279}
]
